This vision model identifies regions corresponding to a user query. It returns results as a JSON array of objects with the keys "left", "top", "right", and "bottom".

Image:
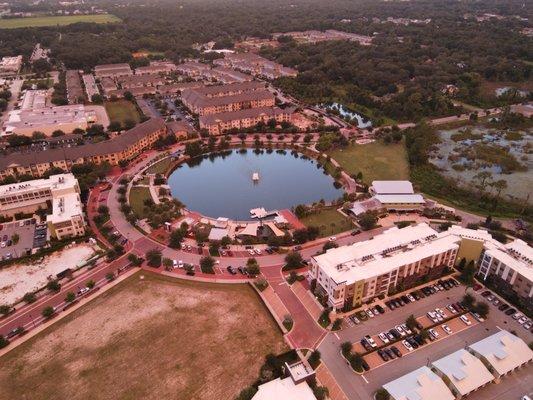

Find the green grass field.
[
  {"left": 0, "top": 14, "right": 121, "bottom": 29},
  {"left": 145, "top": 158, "right": 173, "bottom": 175},
  {"left": 326, "top": 141, "right": 410, "bottom": 184},
  {"left": 129, "top": 186, "right": 152, "bottom": 219},
  {"left": 104, "top": 100, "right": 141, "bottom": 126},
  {"left": 300, "top": 208, "right": 353, "bottom": 237}
]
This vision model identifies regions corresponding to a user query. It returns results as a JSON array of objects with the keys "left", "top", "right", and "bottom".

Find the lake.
[{"left": 167, "top": 149, "right": 344, "bottom": 220}]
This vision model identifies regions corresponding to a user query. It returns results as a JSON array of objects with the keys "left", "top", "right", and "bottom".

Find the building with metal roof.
[{"left": 383, "top": 366, "right": 455, "bottom": 400}]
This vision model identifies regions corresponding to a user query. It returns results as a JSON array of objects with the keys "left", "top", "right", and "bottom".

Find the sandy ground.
[
  {"left": 0, "top": 272, "right": 287, "bottom": 400},
  {"left": 0, "top": 244, "right": 96, "bottom": 305}
]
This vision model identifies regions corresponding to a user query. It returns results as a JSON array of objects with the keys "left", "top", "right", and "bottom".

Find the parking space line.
[
  {"left": 361, "top": 374, "right": 369, "bottom": 384},
  {"left": 334, "top": 333, "right": 340, "bottom": 340}
]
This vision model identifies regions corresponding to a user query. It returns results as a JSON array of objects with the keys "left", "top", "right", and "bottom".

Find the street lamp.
[{"left": 29, "top": 314, "right": 36, "bottom": 328}]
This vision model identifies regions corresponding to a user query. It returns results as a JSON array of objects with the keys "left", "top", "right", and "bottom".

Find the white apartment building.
[
  {"left": 0, "top": 174, "right": 86, "bottom": 240},
  {"left": 310, "top": 223, "right": 533, "bottom": 311},
  {"left": 0, "top": 55, "right": 23, "bottom": 75},
  {"left": 477, "top": 238, "right": 533, "bottom": 301},
  {"left": 310, "top": 223, "right": 459, "bottom": 310}
]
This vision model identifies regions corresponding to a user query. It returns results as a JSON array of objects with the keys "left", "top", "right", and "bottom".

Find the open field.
[
  {"left": 0, "top": 14, "right": 121, "bottom": 29},
  {"left": 0, "top": 272, "right": 286, "bottom": 400},
  {"left": 326, "top": 141, "right": 409, "bottom": 184},
  {"left": 129, "top": 186, "right": 152, "bottom": 219},
  {"left": 145, "top": 157, "right": 173, "bottom": 175},
  {"left": 104, "top": 100, "right": 141, "bottom": 126},
  {"left": 300, "top": 208, "right": 353, "bottom": 237}
]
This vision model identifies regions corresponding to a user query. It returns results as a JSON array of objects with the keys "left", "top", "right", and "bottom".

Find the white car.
[
  {"left": 460, "top": 315, "right": 471, "bottom": 325},
  {"left": 442, "top": 324, "right": 452, "bottom": 334},
  {"left": 512, "top": 312, "right": 523, "bottom": 320},
  {"left": 402, "top": 340, "right": 414, "bottom": 351},
  {"left": 407, "top": 294, "right": 416, "bottom": 302},
  {"left": 428, "top": 328, "right": 439, "bottom": 339},
  {"left": 401, "top": 324, "right": 412, "bottom": 335},
  {"left": 378, "top": 332, "right": 390, "bottom": 344},
  {"left": 435, "top": 308, "right": 447, "bottom": 319},
  {"left": 395, "top": 325, "right": 406, "bottom": 336},
  {"left": 446, "top": 305, "right": 457, "bottom": 314},
  {"left": 181, "top": 243, "right": 186, "bottom": 250},
  {"left": 365, "top": 309, "right": 374, "bottom": 318},
  {"left": 178, "top": 260, "right": 184, "bottom": 268},
  {"left": 254, "top": 249, "right": 262, "bottom": 255},
  {"left": 248, "top": 249, "right": 255, "bottom": 256},
  {"left": 329, "top": 236, "right": 337, "bottom": 242},
  {"left": 172, "top": 259, "right": 178, "bottom": 268},
  {"left": 518, "top": 316, "right": 528, "bottom": 325},
  {"left": 364, "top": 335, "right": 377, "bottom": 348},
  {"left": 427, "top": 311, "right": 438, "bottom": 323}
]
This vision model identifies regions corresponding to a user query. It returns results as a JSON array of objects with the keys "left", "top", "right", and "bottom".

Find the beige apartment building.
[
  {"left": 199, "top": 106, "right": 293, "bottom": 135},
  {"left": 94, "top": 63, "right": 133, "bottom": 79},
  {"left": 0, "top": 118, "right": 167, "bottom": 180},
  {"left": 181, "top": 87, "right": 275, "bottom": 116},
  {"left": 0, "top": 174, "right": 86, "bottom": 240}
]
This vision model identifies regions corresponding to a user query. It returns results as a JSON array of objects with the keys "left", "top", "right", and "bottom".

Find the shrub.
[{"left": 42, "top": 306, "right": 55, "bottom": 319}]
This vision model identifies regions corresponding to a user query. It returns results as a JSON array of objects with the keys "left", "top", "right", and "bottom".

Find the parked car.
[
  {"left": 471, "top": 312, "right": 485, "bottom": 322},
  {"left": 390, "top": 346, "right": 402, "bottom": 357},
  {"left": 460, "top": 315, "right": 471, "bottom": 325},
  {"left": 386, "top": 332, "right": 395, "bottom": 341},
  {"left": 446, "top": 304, "right": 457, "bottom": 314},
  {"left": 429, "top": 328, "right": 439, "bottom": 339},
  {"left": 365, "top": 309, "right": 374, "bottom": 318},
  {"left": 401, "top": 295, "right": 410, "bottom": 304},
  {"left": 406, "top": 337, "right": 419, "bottom": 349},
  {"left": 360, "top": 339, "right": 372, "bottom": 352},
  {"left": 402, "top": 340, "right": 414, "bottom": 351},
  {"left": 407, "top": 294, "right": 416, "bottom": 302},
  {"left": 481, "top": 290, "right": 492, "bottom": 297},
  {"left": 498, "top": 304, "right": 509, "bottom": 311},
  {"left": 364, "top": 335, "right": 377, "bottom": 348},
  {"left": 384, "top": 347, "right": 396, "bottom": 359},
  {"left": 524, "top": 322, "right": 532, "bottom": 330},
  {"left": 378, "top": 332, "right": 390, "bottom": 344},
  {"left": 350, "top": 229, "right": 361, "bottom": 236},
  {"left": 389, "top": 329, "right": 402, "bottom": 339},
  {"left": 237, "top": 266, "right": 247, "bottom": 275},
  {"left": 401, "top": 324, "right": 412, "bottom": 335},
  {"left": 375, "top": 304, "right": 385, "bottom": 314},
  {"left": 361, "top": 359, "right": 370, "bottom": 371},
  {"left": 395, "top": 325, "right": 406, "bottom": 336},
  {"left": 227, "top": 266, "right": 237, "bottom": 275},
  {"left": 377, "top": 349, "right": 389, "bottom": 362},
  {"left": 386, "top": 300, "right": 395, "bottom": 310},
  {"left": 505, "top": 308, "right": 516, "bottom": 316},
  {"left": 442, "top": 324, "right": 452, "bottom": 334}
]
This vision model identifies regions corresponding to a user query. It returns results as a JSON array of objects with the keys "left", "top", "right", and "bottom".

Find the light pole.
[{"left": 29, "top": 314, "right": 36, "bottom": 328}]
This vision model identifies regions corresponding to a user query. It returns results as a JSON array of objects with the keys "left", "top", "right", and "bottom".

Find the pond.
[
  {"left": 320, "top": 102, "right": 372, "bottom": 128},
  {"left": 167, "top": 149, "right": 344, "bottom": 220}
]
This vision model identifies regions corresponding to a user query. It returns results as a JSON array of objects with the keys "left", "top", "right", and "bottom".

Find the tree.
[
  {"left": 11, "top": 233, "right": 19, "bottom": 245},
  {"left": 375, "top": 388, "right": 390, "bottom": 400},
  {"left": 474, "top": 301, "right": 489, "bottom": 318},
  {"left": 23, "top": 292, "right": 36, "bottom": 304},
  {"left": 246, "top": 258, "right": 260, "bottom": 276},
  {"left": 52, "top": 129, "right": 65, "bottom": 137},
  {"left": 341, "top": 341, "right": 353, "bottom": 358},
  {"left": 0, "top": 335, "right": 8, "bottom": 349},
  {"left": 308, "top": 350, "right": 321, "bottom": 367},
  {"left": 65, "top": 292, "right": 76, "bottom": 303},
  {"left": 462, "top": 293, "right": 475, "bottom": 309},
  {"left": 460, "top": 260, "right": 476, "bottom": 285},
  {"left": 127, "top": 253, "right": 143, "bottom": 266},
  {"left": 0, "top": 305, "right": 12, "bottom": 316},
  {"left": 146, "top": 249, "right": 162, "bottom": 267},
  {"left": 358, "top": 212, "right": 377, "bottom": 231},
  {"left": 200, "top": 256, "right": 215, "bottom": 274},
  {"left": 91, "top": 93, "right": 103, "bottom": 104},
  {"left": 284, "top": 251, "right": 303, "bottom": 270},
  {"left": 46, "top": 280, "right": 61, "bottom": 293},
  {"left": 406, "top": 314, "right": 418, "bottom": 332},
  {"left": 419, "top": 329, "right": 430, "bottom": 342},
  {"left": 349, "top": 352, "right": 363, "bottom": 371},
  {"left": 106, "top": 272, "right": 115, "bottom": 282},
  {"left": 86, "top": 280, "right": 96, "bottom": 289},
  {"left": 42, "top": 306, "right": 55, "bottom": 319}
]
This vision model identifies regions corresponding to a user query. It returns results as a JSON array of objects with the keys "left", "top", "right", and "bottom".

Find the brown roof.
[
  {"left": 192, "top": 81, "right": 264, "bottom": 97},
  {"left": 200, "top": 106, "right": 293, "bottom": 126},
  {"left": 182, "top": 88, "right": 274, "bottom": 108},
  {"left": 0, "top": 118, "right": 166, "bottom": 171}
]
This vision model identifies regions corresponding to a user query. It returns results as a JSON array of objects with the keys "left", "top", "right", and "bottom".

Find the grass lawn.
[
  {"left": 300, "top": 208, "right": 353, "bottom": 237},
  {"left": 326, "top": 141, "right": 410, "bottom": 184},
  {"left": 145, "top": 157, "right": 173, "bottom": 175},
  {"left": 104, "top": 100, "right": 141, "bottom": 126},
  {"left": 129, "top": 186, "right": 152, "bottom": 219},
  {"left": 0, "top": 271, "right": 286, "bottom": 400},
  {"left": 0, "top": 14, "right": 121, "bottom": 29}
]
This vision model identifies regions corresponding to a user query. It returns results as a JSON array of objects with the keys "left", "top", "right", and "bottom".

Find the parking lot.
[
  {"left": 0, "top": 218, "right": 47, "bottom": 261},
  {"left": 319, "top": 277, "right": 533, "bottom": 400}
]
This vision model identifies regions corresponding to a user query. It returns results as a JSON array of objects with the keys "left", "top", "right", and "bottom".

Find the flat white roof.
[
  {"left": 0, "top": 173, "right": 78, "bottom": 198},
  {"left": 431, "top": 349, "right": 494, "bottom": 395},
  {"left": 372, "top": 180, "right": 414, "bottom": 194},
  {"left": 313, "top": 223, "right": 456, "bottom": 284},
  {"left": 383, "top": 366, "right": 455, "bottom": 400},
  {"left": 468, "top": 330, "right": 533, "bottom": 376},
  {"left": 374, "top": 194, "right": 425, "bottom": 204},
  {"left": 47, "top": 192, "right": 83, "bottom": 224},
  {"left": 208, "top": 227, "right": 229, "bottom": 241},
  {"left": 252, "top": 377, "right": 316, "bottom": 400}
]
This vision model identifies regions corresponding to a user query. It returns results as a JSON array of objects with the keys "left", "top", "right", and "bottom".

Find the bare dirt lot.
[{"left": 0, "top": 272, "right": 287, "bottom": 400}]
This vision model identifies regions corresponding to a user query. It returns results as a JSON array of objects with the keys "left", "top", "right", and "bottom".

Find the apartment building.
[
  {"left": 175, "top": 62, "right": 211, "bottom": 78},
  {"left": 181, "top": 86, "right": 275, "bottom": 116},
  {"left": 117, "top": 74, "right": 166, "bottom": 90},
  {"left": 199, "top": 106, "right": 293, "bottom": 135},
  {"left": 310, "top": 223, "right": 459, "bottom": 310},
  {"left": 20, "top": 89, "right": 48, "bottom": 110},
  {"left": 94, "top": 63, "right": 133, "bottom": 79},
  {"left": 82, "top": 74, "right": 100, "bottom": 100},
  {"left": 383, "top": 366, "right": 454, "bottom": 400},
  {"left": 0, "top": 56, "right": 22, "bottom": 75},
  {"left": 477, "top": 238, "right": 533, "bottom": 302},
  {"left": 272, "top": 30, "right": 373, "bottom": 46},
  {"left": 0, "top": 118, "right": 167, "bottom": 180},
  {"left": 66, "top": 70, "right": 84, "bottom": 104},
  {"left": 2, "top": 104, "right": 98, "bottom": 137},
  {"left": 0, "top": 174, "right": 86, "bottom": 240},
  {"left": 135, "top": 61, "right": 177, "bottom": 75},
  {"left": 214, "top": 53, "right": 298, "bottom": 79}
]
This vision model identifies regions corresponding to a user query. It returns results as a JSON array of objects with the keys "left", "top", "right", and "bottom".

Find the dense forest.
[{"left": 0, "top": 0, "right": 531, "bottom": 122}]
